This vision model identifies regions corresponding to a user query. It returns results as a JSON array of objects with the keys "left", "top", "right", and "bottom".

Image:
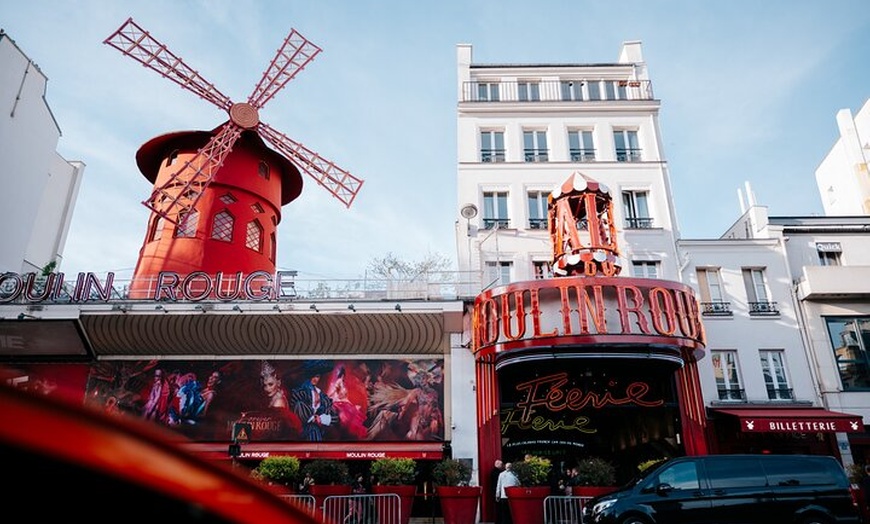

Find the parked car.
[
  {"left": 583, "top": 454, "right": 862, "bottom": 524},
  {"left": 0, "top": 380, "right": 322, "bottom": 523}
]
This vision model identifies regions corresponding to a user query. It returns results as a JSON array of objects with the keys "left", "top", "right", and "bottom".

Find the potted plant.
[
  {"left": 432, "top": 459, "right": 480, "bottom": 524},
  {"left": 371, "top": 458, "right": 417, "bottom": 524},
  {"left": 301, "top": 459, "right": 351, "bottom": 511},
  {"left": 253, "top": 455, "right": 300, "bottom": 494},
  {"left": 505, "top": 456, "right": 552, "bottom": 524},
  {"left": 570, "top": 456, "right": 618, "bottom": 498}
]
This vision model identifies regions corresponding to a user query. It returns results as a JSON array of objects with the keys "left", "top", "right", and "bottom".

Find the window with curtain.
[
  {"left": 759, "top": 350, "right": 792, "bottom": 400},
  {"left": 527, "top": 191, "right": 548, "bottom": 230},
  {"left": 483, "top": 191, "right": 509, "bottom": 229},
  {"left": 622, "top": 190, "right": 652, "bottom": 228},
  {"left": 568, "top": 130, "right": 595, "bottom": 161},
  {"left": 523, "top": 130, "right": 548, "bottom": 162},
  {"left": 480, "top": 131, "right": 505, "bottom": 162},
  {"left": 614, "top": 129, "right": 641, "bottom": 161}
]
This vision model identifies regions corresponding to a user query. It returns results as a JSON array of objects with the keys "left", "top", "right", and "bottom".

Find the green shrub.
[
  {"left": 255, "top": 456, "right": 300, "bottom": 487},
  {"left": 511, "top": 455, "right": 552, "bottom": 487},
  {"left": 302, "top": 459, "right": 350, "bottom": 485},
  {"left": 574, "top": 457, "right": 616, "bottom": 486},
  {"left": 432, "top": 459, "right": 472, "bottom": 487},
  {"left": 371, "top": 457, "right": 417, "bottom": 485}
]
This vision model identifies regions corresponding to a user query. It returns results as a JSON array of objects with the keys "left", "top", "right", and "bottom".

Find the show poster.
[{"left": 81, "top": 358, "right": 445, "bottom": 442}]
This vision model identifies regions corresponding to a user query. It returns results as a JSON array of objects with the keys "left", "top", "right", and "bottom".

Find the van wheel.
[{"left": 619, "top": 516, "right": 650, "bottom": 524}]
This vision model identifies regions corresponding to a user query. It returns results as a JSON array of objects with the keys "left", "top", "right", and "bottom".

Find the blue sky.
[{"left": 2, "top": 1, "right": 868, "bottom": 280}]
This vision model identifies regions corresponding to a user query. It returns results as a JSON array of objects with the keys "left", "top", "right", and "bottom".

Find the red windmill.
[{"left": 104, "top": 18, "right": 363, "bottom": 298}]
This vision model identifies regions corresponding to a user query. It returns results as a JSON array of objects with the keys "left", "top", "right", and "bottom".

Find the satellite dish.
[{"left": 460, "top": 204, "right": 478, "bottom": 219}]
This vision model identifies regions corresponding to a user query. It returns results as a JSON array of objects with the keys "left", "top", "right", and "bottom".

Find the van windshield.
[{"left": 624, "top": 459, "right": 668, "bottom": 488}]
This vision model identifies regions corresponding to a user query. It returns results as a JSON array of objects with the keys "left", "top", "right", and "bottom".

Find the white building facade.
[
  {"left": 816, "top": 99, "right": 870, "bottom": 216},
  {"left": 0, "top": 31, "right": 84, "bottom": 273}
]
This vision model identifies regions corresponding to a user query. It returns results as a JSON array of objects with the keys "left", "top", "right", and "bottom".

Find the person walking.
[
  {"left": 495, "top": 462, "right": 519, "bottom": 524},
  {"left": 490, "top": 459, "right": 504, "bottom": 523}
]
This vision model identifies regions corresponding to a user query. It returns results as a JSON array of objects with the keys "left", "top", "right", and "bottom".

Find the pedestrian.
[
  {"left": 490, "top": 459, "right": 504, "bottom": 523},
  {"left": 495, "top": 462, "right": 519, "bottom": 524}
]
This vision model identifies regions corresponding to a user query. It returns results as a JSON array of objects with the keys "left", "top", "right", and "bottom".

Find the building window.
[
  {"left": 151, "top": 216, "right": 165, "bottom": 242},
  {"left": 560, "top": 81, "right": 584, "bottom": 101},
  {"left": 251, "top": 202, "right": 264, "bottom": 214},
  {"left": 742, "top": 268, "right": 777, "bottom": 315},
  {"left": 480, "top": 131, "right": 505, "bottom": 163},
  {"left": 696, "top": 268, "right": 732, "bottom": 316},
  {"left": 219, "top": 193, "right": 237, "bottom": 205},
  {"left": 478, "top": 82, "right": 500, "bottom": 101},
  {"left": 210, "top": 210, "right": 234, "bottom": 242},
  {"left": 485, "top": 261, "right": 512, "bottom": 287},
  {"left": 712, "top": 350, "right": 744, "bottom": 401},
  {"left": 483, "top": 191, "right": 509, "bottom": 229},
  {"left": 826, "top": 317, "right": 870, "bottom": 390},
  {"left": 166, "top": 149, "right": 179, "bottom": 167},
  {"left": 523, "top": 130, "right": 548, "bottom": 162},
  {"left": 587, "top": 80, "right": 602, "bottom": 100},
  {"left": 760, "top": 350, "right": 792, "bottom": 400},
  {"left": 174, "top": 210, "right": 198, "bottom": 238},
  {"left": 245, "top": 220, "right": 263, "bottom": 252},
  {"left": 527, "top": 191, "right": 548, "bottom": 230},
  {"left": 568, "top": 130, "right": 595, "bottom": 161},
  {"left": 533, "top": 260, "right": 553, "bottom": 279},
  {"left": 270, "top": 232, "right": 276, "bottom": 263},
  {"left": 631, "top": 261, "right": 659, "bottom": 278},
  {"left": 622, "top": 190, "right": 653, "bottom": 228},
  {"left": 614, "top": 129, "right": 641, "bottom": 162},
  {"left": 258, "top": 161, "right": 270, "bottom": 180},
  {"left": 518, "top": 81, "right": 540, "bottom": 101},
  {"left": 817, "top": 242, "right": 842, "bottom": 266}
]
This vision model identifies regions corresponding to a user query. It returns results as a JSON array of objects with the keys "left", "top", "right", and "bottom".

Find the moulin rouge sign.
[
  {"left": 472, "top": 275, "right": 706, "bottom": 358},
  {"left": 0, "top": 271, "right": 298, "bottom": 303}
]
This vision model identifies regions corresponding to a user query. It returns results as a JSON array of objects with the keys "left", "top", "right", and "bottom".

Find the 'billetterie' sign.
[{"left": 472, "top": 276, "right": 705, "bottom": 358}]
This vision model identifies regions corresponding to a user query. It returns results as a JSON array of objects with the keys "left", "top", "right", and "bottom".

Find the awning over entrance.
[
  {"left": 181, "top": 441, "right": 445, "bottom": 461},
  {"left": 712, "top": 407, "right": 864, "bottom": 433}
]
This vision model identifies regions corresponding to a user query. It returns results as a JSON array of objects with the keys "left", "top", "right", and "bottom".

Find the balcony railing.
[
  {"left": 461, "top": 79, "right": 654, "bottom": 103},
  {"left": 766, "top": 387, "right": 794, "bottom": 400},
  {"left": 717, "top": 387, "right": 746, "bottom": 401},
  {"left": 701, "top": 301, "right": 733, "bottom": 317},
  {"left": 749, "top": 301, "right": 779, "bottom": 316},
  {"left": 615, "top": 148, "right": 643, "bottom": 162},
  {"left": 483, "top": 218, "right": 510, "bottom": 230},
  {"left": 524, "top": 149, "right": 549, "bottom": 162},
  {"left": 569, "top": 149, "right": 596, "bottom": 162},
  {"left": 625, "top": 217, "right": 654, "bottom": 229},
  {"left": 528, "top": 218, "right": 547, "bottom": 230},
  {"left": 480, "top": 149, "right": 506, "bottom": 163}
]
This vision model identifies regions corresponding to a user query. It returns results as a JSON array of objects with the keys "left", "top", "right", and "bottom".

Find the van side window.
[
  {"left": 706, "top": 457, "right": 767, "bottom": 489},
  {"left": 657, "top": 462, "right": 700, "bottom": 490},
  {"left": 763, "top": 456, "right": 837, "bottom": 486}
]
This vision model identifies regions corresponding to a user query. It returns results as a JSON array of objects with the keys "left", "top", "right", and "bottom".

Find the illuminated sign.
[
  {"left": 472, "top": 276, "right": 705, "bottom": 358},
  {"left": 0, "top": 271, "right": 298, "bottom": 303}
]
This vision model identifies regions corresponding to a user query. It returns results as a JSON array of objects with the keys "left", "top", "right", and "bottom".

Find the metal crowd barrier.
[
  {"left": 322, "top": 493, "right": 401, "bottom": 524},
  {"left": 543, "top": 495, "right": 593, "bottom": 524},
  {"left": 279, "top": 494, "right": 316, "bottom": 515}
]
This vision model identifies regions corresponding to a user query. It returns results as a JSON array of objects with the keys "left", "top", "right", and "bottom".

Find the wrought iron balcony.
[
  {"left": 528, "top": 218, "right": 547, "bottom": 230},
  {"left": 766, "top": 387, "right": 794, "bottom": 400},
  {"left": 483, "top": 219, "right": 510, "bottom": 230},
  {"left": 480, "top": 149, "right": 506, "bottom": 163},
  {"left": 615, "top": 148, "right": 643, "bottom": 162},
  {"left": 624, "top": 217, "right": 654, "bottom": 229},
  {"left": 701, "top": 301, "right": 733, "bottom": 317},
  {"left": 749, "top": 301, "right": 779, "bottom": 316},
  {"left": 717, "top": 387, "right": 746, "bottom": 401},
  {"left": 461, "top": 79, "right": 654, "bottom": 103},
  {"left": 524, "top": 149, "right": 549, "bottom": 162},
  {"left": 569, "top": 149, "right": 596, "bottom": 162}
]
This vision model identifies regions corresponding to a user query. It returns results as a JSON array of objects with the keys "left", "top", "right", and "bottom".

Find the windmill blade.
[
  {"left": 259, "top": 122, "right": 363, "bottom": 208},
  {"left": 248, "top": 29, "right": 322, "bottom": 110},
  {"left": 143, "top": 122, "right": 244, "bottom": 223},
  {"left": 104, "top": 18, "right": 233, "bottom": 111}
]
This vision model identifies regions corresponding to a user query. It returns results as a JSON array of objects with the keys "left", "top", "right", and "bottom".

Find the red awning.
[
  {"left": 181, "top": 441, "right": 445, "bottom": 461},
  {"left": 713, "top": 407, "right": 864, "bottom": 433}
]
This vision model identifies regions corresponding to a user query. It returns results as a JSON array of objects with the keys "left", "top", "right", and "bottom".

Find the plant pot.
[
  {"left": 436, "top": 485, "right": 481, "bottom": 524},
  {"left": 310, "top": 484, "right": 352, "bottom": 517},
  {"left": 505, "top": 486, "right": 549, "bottom": 524},
  {"left": 373, "top": 484, "right": 417, "bottom": 524},
  {"left": 571, "top": 485, "right": 618, "bottom": 498}
]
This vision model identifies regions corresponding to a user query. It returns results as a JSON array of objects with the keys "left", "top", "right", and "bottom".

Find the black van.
[{"left": 582, "top": 454, "right": 862, "bottom": 524}]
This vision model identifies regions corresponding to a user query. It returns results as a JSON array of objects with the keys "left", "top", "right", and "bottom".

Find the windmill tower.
[{"left": 104, "top": 19, "right": 363, "bottom": 298}]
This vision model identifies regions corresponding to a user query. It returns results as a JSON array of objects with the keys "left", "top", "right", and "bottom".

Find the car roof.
[{"left": 0, "top": 381, "right": 321, "bottom": 523}]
